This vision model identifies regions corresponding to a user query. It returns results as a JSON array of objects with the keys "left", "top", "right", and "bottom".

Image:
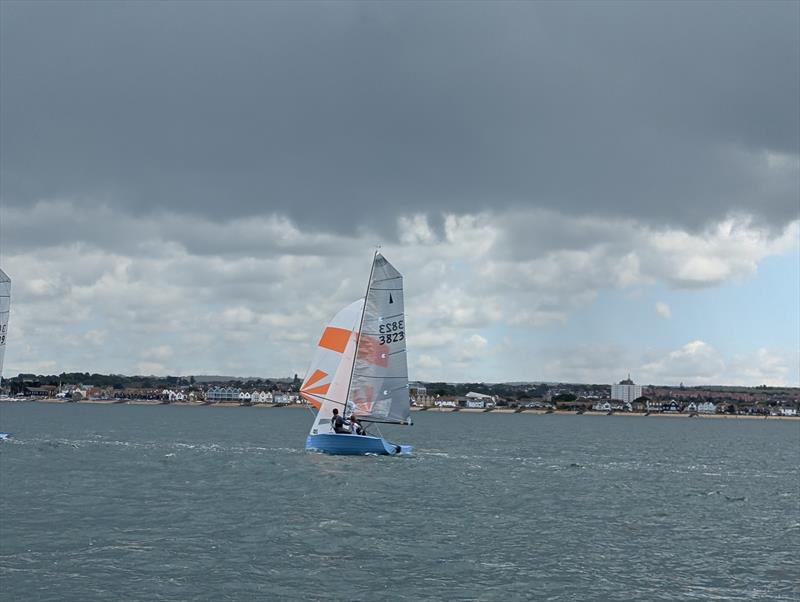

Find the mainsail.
[
  {"left": 0, "top": 269, "right": 9, "bottom": 383},
  {"left": 348, "top": 253, "right": 410, "bottom": 424},
  {"left": 302, "top": 252, "right": 411, "bottom": 437}
]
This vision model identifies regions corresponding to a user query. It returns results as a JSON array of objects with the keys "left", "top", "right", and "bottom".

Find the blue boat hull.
[{"left": 305, "top": 433, "right": 412, "bottom": 456}]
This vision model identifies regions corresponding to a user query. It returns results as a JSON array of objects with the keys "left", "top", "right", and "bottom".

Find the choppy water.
[{"left": 0, "top": 403, "right": 798, "bottom": 601}]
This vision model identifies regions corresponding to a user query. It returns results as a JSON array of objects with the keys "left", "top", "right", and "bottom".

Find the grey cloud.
[
  {"left": 4, "top": 203, "right": 796, "bottom": 381},
  {"left": 1, "top": 1, "right": 797, "bottom": 234},
  {"left": 3, "top": 201, "right": 354, "bottom": 259}
]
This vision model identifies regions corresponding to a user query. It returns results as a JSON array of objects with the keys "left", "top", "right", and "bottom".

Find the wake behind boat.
[{"left": 301, "top": 252, "right": 412, "bottom": 456}]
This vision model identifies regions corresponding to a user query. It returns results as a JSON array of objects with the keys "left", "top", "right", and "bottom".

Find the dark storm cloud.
[{"left": 1, "top": 0, "right": 797, "bottom": 233}]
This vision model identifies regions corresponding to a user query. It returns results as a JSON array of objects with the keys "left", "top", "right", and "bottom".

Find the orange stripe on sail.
[
  {"left": 303, "top": 369, "right": 327, "bottom": 389},
  {"left": 301, "top": 392, "right": 322, "bottom": 409},
  {"left": 304, "top": 383, "right": 330, "bottom": 396},
  {"left": 318, "top": 327, "right": 351, "bottom": 353}
]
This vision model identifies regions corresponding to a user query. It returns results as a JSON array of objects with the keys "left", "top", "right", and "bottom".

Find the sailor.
[
  {"left": 349, "top": 414, "right": 365, "bottom": 436},
  {"left": 330, "top": 408, "right": 349, "bottom": 434}
]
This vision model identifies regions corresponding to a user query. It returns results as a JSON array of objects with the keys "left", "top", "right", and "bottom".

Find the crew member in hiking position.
[{"left": 331, "top": 408, "right": 349, "bottom": 434}]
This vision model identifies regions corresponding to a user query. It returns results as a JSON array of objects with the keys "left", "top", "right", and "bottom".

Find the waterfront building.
[
  {"left": 206, "top": 386, "right": 241, "bottom": 402},
  {"left": 410, "top": 383, "right": 436, "bottom": 407},
  {"left": 663, "top": 400, "right": 681, "bottom": 412},
  {"left": 646, "top": 399, "right": 663, "bottom": 412},
  {"left": 251, "top": 391, "right": 273, "bottom": 403},
  {"left": 24, "top": 386, "right": 55, "bottom": 398},
  {"left": 160, "top": 389, "right": 187, "bottom": 402},
  {"left": 611, "top": 376, "right": 643, "bottom": 404},
  {"left": 409, "top": 383, "right": 427, "bottom": 398},
  {"left": 698, "top": 401, "right": 716, "bottom": 413}
]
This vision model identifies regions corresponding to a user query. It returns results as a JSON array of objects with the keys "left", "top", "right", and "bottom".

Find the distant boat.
[
  {"left": 0, "top": 268, "right": 9, "bottom": 387},
  {"left": 302, "top": 252, "right": 412, "bottom": 456}
]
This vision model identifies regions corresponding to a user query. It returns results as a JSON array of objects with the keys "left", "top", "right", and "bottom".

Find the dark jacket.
[{"left": 331, "top": 414, "right": 347, "bottom": 433}]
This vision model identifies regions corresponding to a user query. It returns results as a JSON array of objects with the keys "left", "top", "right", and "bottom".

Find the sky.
[{"left": 1, "top": 0, "right": 798, "bottom": 386}]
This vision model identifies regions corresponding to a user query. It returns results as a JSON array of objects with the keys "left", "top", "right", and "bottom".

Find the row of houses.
[
  {"left": 431, "top": 392, "right": 500, "bottom": 409},
  {"left": 649, "top": 386, "right": 800, "bottom": 405},
  {"left": 422, "top": 389, "right": 799, "bottom": 416},
  {"left": 204, "top": 387, "right": 300, "bottom": 404},
  {"left": 591, "top": 399, "right": 797, "bottom": 416},
  {"left": 13, "top": 385, "right": 303, "bottom": 404},
  {"left": 591, "top": 400, "right": 714, "bottom": 413}
]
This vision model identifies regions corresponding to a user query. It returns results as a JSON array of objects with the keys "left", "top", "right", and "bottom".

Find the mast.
[{"left": 345, "top": 249, "right": 378, "bottom": 412}]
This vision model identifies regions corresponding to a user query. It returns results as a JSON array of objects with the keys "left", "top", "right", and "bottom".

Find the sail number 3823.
[{"left": 378, "top": 320, "right": 404, "bottom": 345}]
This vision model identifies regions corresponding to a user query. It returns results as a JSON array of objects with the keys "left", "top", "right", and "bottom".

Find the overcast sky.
[{"left": 1, "top": 0, "right": 798, "bottom": 385}]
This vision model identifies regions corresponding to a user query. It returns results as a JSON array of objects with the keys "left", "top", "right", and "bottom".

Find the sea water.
[{"left": 0, "top": 403, "right": 797, "bottom": 601}]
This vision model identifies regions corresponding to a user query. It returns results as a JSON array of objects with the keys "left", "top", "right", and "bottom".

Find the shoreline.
[
  {"left": 2, "top": 398, "right": 798, "bottom": 421},
  {"left": 23, "top": 399, "right": 309, "bottom": 408},
  {"left": 420, "top": 407, "right": 799, "bottom": 420}
]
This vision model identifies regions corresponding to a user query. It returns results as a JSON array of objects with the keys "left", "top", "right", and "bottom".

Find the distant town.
[{"left": 1, "top": 372, "right": 798, "bottom": 418}]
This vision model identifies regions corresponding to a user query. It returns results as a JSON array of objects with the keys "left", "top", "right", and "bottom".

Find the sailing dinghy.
[{"left": 302, "top": 252, "right": 412, "bottom": 456}]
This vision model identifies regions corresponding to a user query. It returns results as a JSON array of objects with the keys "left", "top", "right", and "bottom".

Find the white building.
[
  {"left": 160, "top": 389, "right": 186, "bottom": 402},
  {"left": 646, "top": 399, "right": 663, "bottom": 412},
  {"left": 611, "top": 376, "right": 643, "bottom": 404},
  {"left": 251, "top": 391, "right": 273, "bottom": 404}
]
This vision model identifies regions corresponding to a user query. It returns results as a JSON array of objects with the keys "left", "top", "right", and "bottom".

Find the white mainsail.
[
  {"left": 0, "top": 269, "right": 9, "bottom": 383},
  {"left": 302, "top": 252, "right": 411, "bottom": 436},
  {"left": 348, "top": 253, "right": 410, "bottom": 424}
]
